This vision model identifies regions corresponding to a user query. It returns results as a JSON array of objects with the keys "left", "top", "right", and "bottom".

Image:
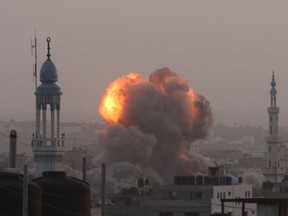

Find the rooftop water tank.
[
  {"left": 33, "top": 171, "right": 91, "bottom": 216},
  {"left": 0, "top": 171, "right": 42, "bottom": 216}
]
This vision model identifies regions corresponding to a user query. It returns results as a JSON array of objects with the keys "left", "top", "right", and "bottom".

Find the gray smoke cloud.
[
  {"left": 242, "top": 171, "right": 265, "bottom": 188},
  {"left": 93, "top": 68, "right": 213, "bottom": 189}
]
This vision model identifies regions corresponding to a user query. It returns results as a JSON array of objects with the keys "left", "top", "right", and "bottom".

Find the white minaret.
[
  {"left": 263, "top": 71, "right": 286, "bottom": 182},
  {"left": 32, "top": 37, "right": 65, "bottom": 177}
]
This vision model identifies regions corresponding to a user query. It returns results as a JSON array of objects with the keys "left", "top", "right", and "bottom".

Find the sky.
[{"left": 1, "top": 0, "right": 288, "bottom": 127}]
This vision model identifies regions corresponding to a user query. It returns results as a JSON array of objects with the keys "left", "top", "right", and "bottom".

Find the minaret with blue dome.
[
  {"left": 32, "top": 37, "right": 65, "bottom": 177},
  {"left": 263, "top": 71, "right": 286, "bottom": 182}
]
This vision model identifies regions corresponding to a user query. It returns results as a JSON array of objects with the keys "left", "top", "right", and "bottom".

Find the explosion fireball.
[
  {"left": 99, "top": 73, "right": 144, "bottom": 124},
  {"left": 97, "top": 68, "right": 213, "bottom": 185}
]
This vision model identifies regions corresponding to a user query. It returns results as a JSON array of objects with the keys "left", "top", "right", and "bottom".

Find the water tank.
[
  {"left": 196, "top": 175, "right": 203, "bottom": 185},
  {"left": 262, "top": 181, "right": 268, "bottom": 189},
  {"left": 211, "top": 176, "right": 219, "bottom": 185},
  {"left": 182, "top": 176, "right": 190, "bottom": 185},
  {"left": 222, "top": 176, "right": 232, "bottom": 185},
  {"left": 267, "top": 181, "right": 274, "bottom": 190},
  {"left": 0, "top": 171, "right": 42, "bottom": 216},
  {"left": 174, "top": 176, "right": 181, "bottom": 185},
  {"left": 204, "top": 176, "right": 211, "bottom": 185},
  {"left": 187, "top": 175, "right": 195, "bottom": 185},
  {"left": 33, "top": 171, "right": 90, "bottom": 216},
  {"left": 262, "top": 181, "right": 273, "bottom": 190},
  {"left": 174, "top": 176, "right": 187, "bottom": 185},
  {"left": 226, "top": 176, "right": 232, "bottom": 185}
]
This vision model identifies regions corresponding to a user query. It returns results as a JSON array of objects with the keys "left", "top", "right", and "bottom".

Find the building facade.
[
  {"left": 212, "top": 184, "right": 256, "bottom": 216},
  {"left": 107, "top": 172, "right": 254, "bottom": 216}
]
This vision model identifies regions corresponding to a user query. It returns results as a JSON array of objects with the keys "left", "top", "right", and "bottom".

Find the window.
[
  {"left": 269, "top": 146, "right": 271, "bottom": 152},
  {"left": 228, "top": 191, "right": 231, "bottom": 196},
  {"left": 196, "top": 192, "right": 202, "bottom": 199}
]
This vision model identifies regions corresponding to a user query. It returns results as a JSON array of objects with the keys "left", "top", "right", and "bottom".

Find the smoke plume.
[{"left": 94, "top": 68, "right": 213, "bottom": 187}]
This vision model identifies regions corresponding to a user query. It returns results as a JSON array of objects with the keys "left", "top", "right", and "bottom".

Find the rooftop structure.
[{"left": 107, "top": 168, "right": 255, "bottom": 216}]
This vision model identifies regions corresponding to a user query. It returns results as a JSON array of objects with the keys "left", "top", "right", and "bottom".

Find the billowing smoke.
[
  {"left": 93, "top": 68, "right": 213, "bottom": 189},
  {"left": 242, "top": 171, "right": 265, "bottom": 188}
]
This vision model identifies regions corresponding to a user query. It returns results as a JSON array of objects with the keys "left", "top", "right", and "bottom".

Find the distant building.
[
  {"left": 107, "top": 167, "right": 255, "bottom": 216},
  {"left": 221, "top": 198, "right": 288, "bottom": 216},
  {"left": 31, "top": 38, "right": 65, "bottom": 177},
  {"left": 263, "top": 72, "right": 286, "bottom": 182},
  {"left": 258, "top": 178, "right": 288, "bottom": 198}
]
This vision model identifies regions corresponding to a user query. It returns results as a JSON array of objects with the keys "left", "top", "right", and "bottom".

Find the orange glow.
[
  {"left": 99, "top": 71, "right": 205, "bottom": 126},
  {"left": 99, "top": 73, "right": 144, "bottom": 124},
  {"left": 180, "top": 152, "right": 190, "bottom": 161}
]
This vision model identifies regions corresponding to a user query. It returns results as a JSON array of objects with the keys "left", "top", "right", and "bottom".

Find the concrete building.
[
  {"left": 263, "top": 72, "right": 286, "bottom": 182},
  {"left": 212, "top": 184, "right": 256, "bottom": 216},
  {"left": 257, "top": 179, "right": 288, "bottom": 198},
  {"left": 107, "top": 168, "right": 255, "bottom": 216},
  {"left": 31, "top": 37, "right": 65, "bottom": 177},
  {"left": 108, "top": 182, "right": 213, "bottom": 216},
  {"left": 222, "top": 198, "right": 288, "bottom": 216}
]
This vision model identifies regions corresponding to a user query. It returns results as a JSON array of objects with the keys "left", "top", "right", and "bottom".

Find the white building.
[
  {"left": 212, "top": 184, "right": 256, "bottom": 216},
  {"left": 222, "top": 198, "right": 288, "bottom": 216},
  {"left": 31, "top": 37, "right": 65, "bottom": 177},
  {"left": 263, "top": 72, "right": 286, "bottom": 182}
]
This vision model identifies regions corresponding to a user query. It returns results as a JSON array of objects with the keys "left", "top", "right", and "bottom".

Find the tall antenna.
[
  {"left": 31, "top": 29, "right": 38, "bottom": 90},
  {"left": 31, "top": 30, "right": 38, "bottom": 133}
]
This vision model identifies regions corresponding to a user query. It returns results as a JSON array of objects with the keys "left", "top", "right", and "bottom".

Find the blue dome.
[{"left": 40, "top": 59, "right": 58, "bottom": 83}]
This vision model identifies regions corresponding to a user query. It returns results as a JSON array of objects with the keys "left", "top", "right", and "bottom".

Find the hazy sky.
[{"left": 1, "top": 0, "right": 288, "bottom": 127}]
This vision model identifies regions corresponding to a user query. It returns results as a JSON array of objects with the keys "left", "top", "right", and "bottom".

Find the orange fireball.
[{"left": 99, "top": 73, "right": 145, "bottom": 124}]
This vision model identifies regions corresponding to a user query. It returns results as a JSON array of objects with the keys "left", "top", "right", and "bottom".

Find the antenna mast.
[
  {"left": 31, "top": 30, "right": 38, "bottom": 90},
  {"left": 31, "top": 30, "right": 38, "bottom": 133}
]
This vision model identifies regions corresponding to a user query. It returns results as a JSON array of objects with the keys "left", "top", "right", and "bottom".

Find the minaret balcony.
[
  {"left": 266, "top": 136, "right": 282, "bottom": 143},
  {"left": 33, "top": 145, "right": 64, "bottom": 152},
  {"left": 32, "top": 137, "right": 65, "bottom": 152},
  {"left": 267, "top": 107, "right": 279, "bottom": 113}
]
